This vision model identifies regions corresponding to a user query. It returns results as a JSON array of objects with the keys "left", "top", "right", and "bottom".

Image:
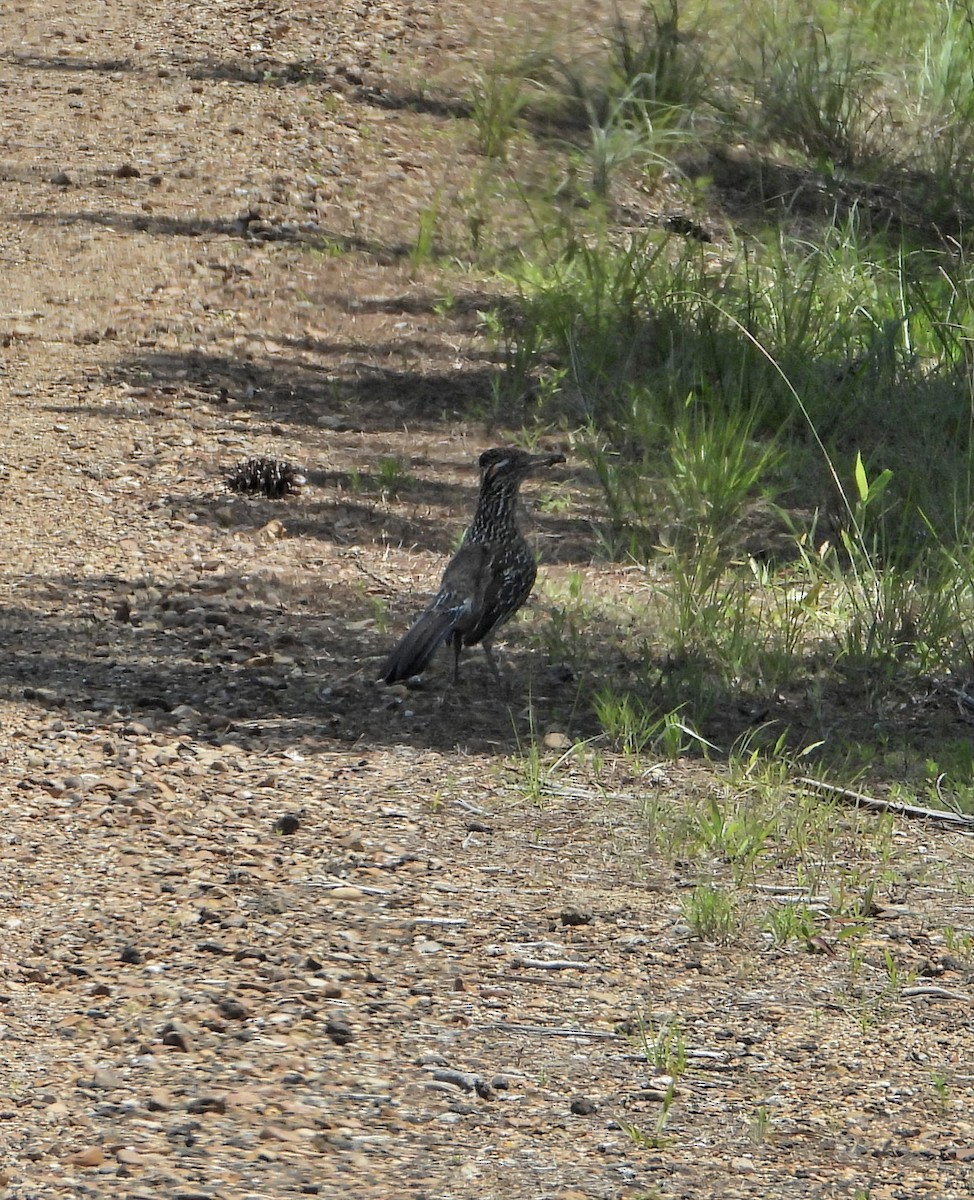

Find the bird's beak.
[{"left": 529, "top": 451, "right": 566, "bottom": 470}]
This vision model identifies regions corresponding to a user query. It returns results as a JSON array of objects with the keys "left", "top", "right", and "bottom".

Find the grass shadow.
[{"left": 684, "top": 144, "right": 974, "bottom": 247}]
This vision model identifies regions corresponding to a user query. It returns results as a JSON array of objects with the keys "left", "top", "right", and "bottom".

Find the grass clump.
[
  {"left": 470, "top": 67, "right": 532, "bottom": 159},
  {"left": 491, "top": 202, "right": 974, "bottom": 726},
  {"left": 376, "top": 455, "right": 416, "bottom": 499},
  {"left": 745, "top": 19, "right": 883, "bottom": 168},
  {"left": 682, "top": 883, "right": 740, "bottom": 943},
  {"left": 592, "top": 689, "right": 699, "bottom": 759}
]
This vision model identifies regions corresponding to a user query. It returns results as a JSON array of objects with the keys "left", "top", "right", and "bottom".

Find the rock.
[
  {"left": 160, "top": 1021, "right": 193, "bottom": 1051},
  {"left": 543, "top": 730, "right": 572, "bottom": 749},
  {"left": 317, "top": 414, "right": 354, "bottom": 431},
  {"left": 431, "top": 1068, "right": 480, "bottom": 1092},
  {"left": 324, "top": 1016, "right": 354, "bottom": 1046},
  {"left": 186, "top": 1095, "right": 227, "bottom": 1115},
  {"left": 571, "top": 1096, "right": 599, "bottom": 1115},
  {"left": 66, "top": 1146, "right": 105, "bottom": 1167},
  {"left": 146, "top": 1089, "right": 173, "bottom": 1112},
  {"left": 217, "top": 996, "right": 249, "bottom": 1021},
  {"left": 90, "top": 1068, "right": 123, "bottom": 1089}
]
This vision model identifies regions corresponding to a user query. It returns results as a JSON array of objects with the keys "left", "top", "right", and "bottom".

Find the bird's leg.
[
  {"left": 452, "top": 633, "right": 463, "bottom": 685},
  {"left": 481, "top": 640, "right": 509, "bottom": 694}
]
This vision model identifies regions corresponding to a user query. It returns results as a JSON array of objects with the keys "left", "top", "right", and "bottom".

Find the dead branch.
[{"left": 797, "top": 776, "right": 974, "bottom": 828}]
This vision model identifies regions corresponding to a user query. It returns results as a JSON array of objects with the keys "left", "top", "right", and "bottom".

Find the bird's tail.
[{"left": 378, "top": 609, "right": 457, "bottom": 683}]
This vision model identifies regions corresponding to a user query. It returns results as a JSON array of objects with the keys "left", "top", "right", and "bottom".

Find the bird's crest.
[{"left": 479, "top": 448, "right": 512, "bottom": 482}]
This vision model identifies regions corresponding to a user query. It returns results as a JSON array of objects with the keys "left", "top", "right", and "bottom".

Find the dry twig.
[{"left": 798, "top": 776, "right": 974, "bottom": 828}]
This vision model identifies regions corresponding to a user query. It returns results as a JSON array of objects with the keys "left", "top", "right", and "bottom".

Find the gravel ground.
[{"left": 1, "top": 2, "right": 974, "bottom": 1197}]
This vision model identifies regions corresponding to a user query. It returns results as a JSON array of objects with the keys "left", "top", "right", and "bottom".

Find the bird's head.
[{"left": 478, "top": 446, "right": 566, "bottom": 488}]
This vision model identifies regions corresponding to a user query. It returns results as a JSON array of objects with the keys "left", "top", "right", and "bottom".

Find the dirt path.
[{"left": 1, "top": 2, "right": 974, "bottom": 1197}]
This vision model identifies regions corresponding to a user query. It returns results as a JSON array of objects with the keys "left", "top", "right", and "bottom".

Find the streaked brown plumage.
[{"left": 378, "top": 447, "right": 565, "bottom": 686}]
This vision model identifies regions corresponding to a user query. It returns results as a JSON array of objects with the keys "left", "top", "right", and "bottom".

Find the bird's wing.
[
  {"left": 461, "top": 539, "right": 537, "bottom": 643},
  {"left": 433, "top": 541, "right": 494, "bottom": 629},
  {"left": 377, "top": 543, "right": 492, "bottom": 683}
]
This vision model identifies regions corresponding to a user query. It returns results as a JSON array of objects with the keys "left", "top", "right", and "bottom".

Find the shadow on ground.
[
  {"left": 16, "top": 208, "right": 418, "bottom": 261},
  {"left": 0, "top": 569, "right": 599, "bottom": 756},
  {"left": 0, "top": 51, "right": 134, "bottom": 73},
  {"left": 157, "top": 466, "right": 595, "bottom": 563},
  {"left": 681, "top": 145, "right": 974, "bottom": 247},
  {"left": 104, "top": 343, "right": 523, "bottom": 430},
  {"left": 5, "top": 561, "right": 974, "bottom": 785}
]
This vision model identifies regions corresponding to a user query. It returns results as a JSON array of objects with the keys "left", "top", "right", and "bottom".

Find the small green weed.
[
  {"left": 628, "top": 1012, "right": 688, "bottom": 1077},
  {"left": 747, "top": 1104, "right": 773, "bottom": 1144},
  {"left": 511, "top": 711, "right": 578, "bottom": 806},
  {"left": 764, "top": 903, "right": 818, "bottom": 948},
  {"left": 682, "top": 883, "right": 739, "bottom": 943},
  {"left": 470, "top": 68, "right": 531, "bottom": 159},
  {"left": 942, "top": 926, "right": 973, "bottom": 957},
  {"left": 370, "top": 595, "right": 390, "bottom": 635},
  {"left": 930, "top": 1071, "right": 951, "bottom": 1114},
  {"left": 515, "top": 737, "right": 549, "bottom": 807},
  {"left": 575, "top": 87, "right": 682, "bottom": 200},
  {"left": 881, "top": 947, "right": 916, "bottom": 994},
  {"left": 620, "top": 1077, "right": 678, "bottom": 1149},
  {"left": 536, "top": 487, "right": 572, "bottom": 515},
  {"left": 593, "top": 690, "right": 703, "bottom": 760},
  {"left": 693, "top": 795, "right": 775, "bottom": 884},
  {"left": 409, "top": 196, "right": 442, "bottom": 269},
  {"left": 593, "top": 688, "right": 661, "bottom": 757},
  {"left": 376, "top": 455, "right": 415, "bottom": 499}
]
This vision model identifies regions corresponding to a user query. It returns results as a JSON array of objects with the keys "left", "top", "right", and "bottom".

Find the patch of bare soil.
[{"left": 1, "top": 2, "right": 973, "bottom": 1198}]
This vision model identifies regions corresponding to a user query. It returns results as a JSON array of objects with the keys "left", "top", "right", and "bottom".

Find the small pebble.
[
  {"left": 186, "top": 1095, "right": 227, "bottom": 1115},
  {"left": 324, "top": 1017, "right": 354, "bottom": 1046},
  {"left": 217, "top": 996, "right": 249, "bottom": 1020}
]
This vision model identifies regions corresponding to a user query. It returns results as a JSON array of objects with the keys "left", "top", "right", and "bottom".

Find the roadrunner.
[{"left": 378, "top": 447, "right": 566, "bottom": 686}]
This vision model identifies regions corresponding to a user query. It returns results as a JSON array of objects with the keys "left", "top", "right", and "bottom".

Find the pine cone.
[{"left": 226, "top": 456, "right": 301, "bottom": 498}]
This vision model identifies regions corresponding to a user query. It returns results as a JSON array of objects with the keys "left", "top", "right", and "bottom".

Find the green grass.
[
  {"left": 499, "top": 210, "right": 974, "bottom": 753},
  {"left": 388, "top": 0, "right": 974, "bottom": 813},
  {"left": 764, "top": 903, "right": 818, "bottom": 949},
  {"left": 376, "top": 455, "right": 416, "bottom": 499},
  {"left": 681, "top": 883, "right": 740, "bottom": 943},
  {"left": 469, "top": 67, "right": 532, "bottom": 160}
]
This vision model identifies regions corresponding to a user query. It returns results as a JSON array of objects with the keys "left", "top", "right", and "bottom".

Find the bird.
[{"left": 378, "top": 446, "right": 566, "bottom": 687}]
